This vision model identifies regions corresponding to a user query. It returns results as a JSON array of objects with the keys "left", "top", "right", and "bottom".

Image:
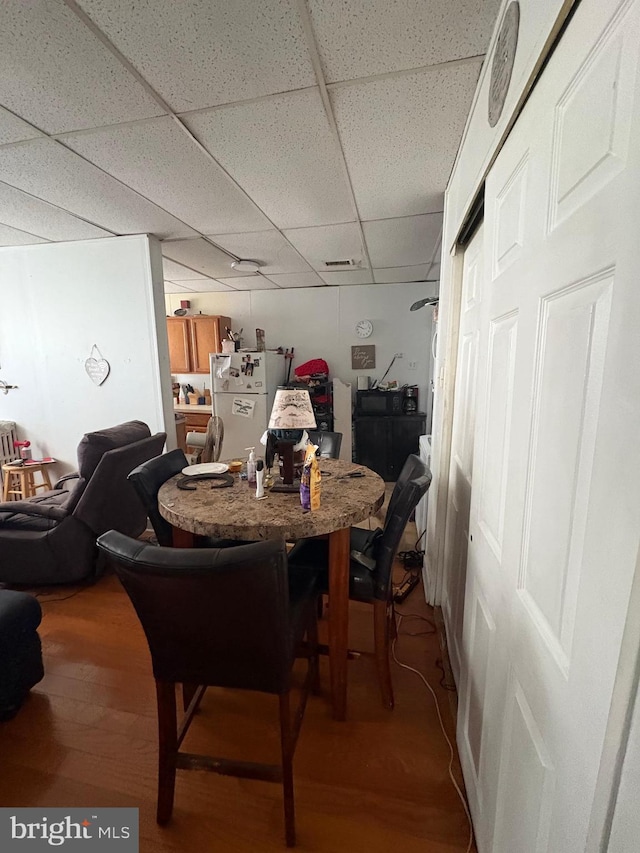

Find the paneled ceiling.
[{"left": 0, "top": 0, "right": 500, "bottom": 293}]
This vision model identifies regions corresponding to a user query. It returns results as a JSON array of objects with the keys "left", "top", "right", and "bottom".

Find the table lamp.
[{"left": 268, "top": 387, "right": 317, "bottom": 492}]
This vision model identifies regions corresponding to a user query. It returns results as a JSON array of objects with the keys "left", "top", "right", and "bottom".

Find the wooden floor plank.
[{"left": 0, "top": 559, "right": 475, "bottom": 851}]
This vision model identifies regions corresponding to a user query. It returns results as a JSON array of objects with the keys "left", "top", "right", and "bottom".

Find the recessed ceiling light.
[{"left": 231, "top": 259, "right": 261, "bottom": 273}]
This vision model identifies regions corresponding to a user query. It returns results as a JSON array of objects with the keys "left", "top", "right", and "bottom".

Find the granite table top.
[{"left": 158, "top": 458, "right": 385, "bottom": 541}]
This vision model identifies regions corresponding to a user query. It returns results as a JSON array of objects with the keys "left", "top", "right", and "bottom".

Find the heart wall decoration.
[{"left": 84, "top": 345, "right": 111, "bottom": 386}]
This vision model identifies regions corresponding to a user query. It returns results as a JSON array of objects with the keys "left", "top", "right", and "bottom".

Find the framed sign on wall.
[{"left": 351, "top": 345, "right": 376, "bottom": 370}]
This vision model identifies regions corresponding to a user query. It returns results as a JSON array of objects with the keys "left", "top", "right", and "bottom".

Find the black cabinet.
[{"left": 354, "top": 414, "right": 426, "bottom": 482}]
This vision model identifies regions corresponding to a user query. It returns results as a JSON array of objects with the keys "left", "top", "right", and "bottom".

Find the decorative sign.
[
  {"left": 232, "top": 397, "right": 255, "bottom": 418},
  {"left": 488, "top": 1, "right": 520, "bottom": 128},
  {"left": 84, "top": 344, "right": 110, "bottom": 386},
  {"left": 351, "top": 345, "right": 376, "bottom": 370}
]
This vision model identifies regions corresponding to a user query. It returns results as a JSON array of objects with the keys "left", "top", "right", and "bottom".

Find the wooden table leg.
[
  {"left": 328, "top": 526, "right": 350, "bottom": 721},
  {"left": 171, "top": 526, "right": 196, "bottom": 548}
]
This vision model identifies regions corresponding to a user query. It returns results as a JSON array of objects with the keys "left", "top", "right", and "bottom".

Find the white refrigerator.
[{"left": 210, "top": 351, "right": 286, "bottom": 461}]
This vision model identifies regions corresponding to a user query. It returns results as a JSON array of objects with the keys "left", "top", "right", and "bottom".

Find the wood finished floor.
[{"left": 0, "top": 560, "right": 475, "bottom": 852}]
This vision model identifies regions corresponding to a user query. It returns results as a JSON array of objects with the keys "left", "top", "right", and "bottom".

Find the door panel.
[
  {"left": 442, "top": 226, "right": 483, "bottom": 685},
  {"left": 454, "top": 1, "right": 640, "bottom": 850}
]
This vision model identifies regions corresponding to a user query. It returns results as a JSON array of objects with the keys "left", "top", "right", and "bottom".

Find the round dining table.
[{"left": 158, "top": 457, "right": 385, "bottom": 720}]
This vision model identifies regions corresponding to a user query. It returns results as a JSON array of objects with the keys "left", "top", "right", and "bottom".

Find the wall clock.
[
  {"left": 488, "top": 1, "right": 520, "bottom": 128},
  {"left": 355, "top": 319, "right": 373, "bottom": 338}
]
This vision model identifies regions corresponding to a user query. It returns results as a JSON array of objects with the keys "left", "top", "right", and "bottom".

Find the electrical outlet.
[
  {"left": 408, "top": 360, "right": 418, "bottom": 370},
  {"left": 395, "top": 352, "right": 404, "bottom": 358}
]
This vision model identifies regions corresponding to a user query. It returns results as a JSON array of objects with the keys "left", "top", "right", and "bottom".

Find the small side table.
[{"left": 2, "top": 462, "right": 54, "bottom": 501}]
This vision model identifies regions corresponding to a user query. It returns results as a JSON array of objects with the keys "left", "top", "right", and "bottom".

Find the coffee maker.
[{"left": 403, "top": 385, "right": 419, "bottom": 414}]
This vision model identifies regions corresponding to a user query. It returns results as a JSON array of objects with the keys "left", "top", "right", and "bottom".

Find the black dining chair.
[
  {"left": 128, "top": 450, "right": 242, "bottom": 549},
  {"left": 306, "top": 431, "right": 342, "bottom": 459},
  {"left": 96, "top": 531, "right": 320, "bottom": 847},
  {"left": 288, "top": 455, "right": 431, "bottom": 710}
]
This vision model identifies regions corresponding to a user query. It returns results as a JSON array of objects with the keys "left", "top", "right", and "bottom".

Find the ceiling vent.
[{"left": 323, "top": 258, "right": 356, "bottom": 267}]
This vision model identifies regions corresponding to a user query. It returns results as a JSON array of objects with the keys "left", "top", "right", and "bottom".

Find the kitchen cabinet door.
[
  {"left": 189, "top": 315, "right": 230, "bottom": 373},
  {"left": 167, "top": 318, "right": 191, "bottom": 374}
]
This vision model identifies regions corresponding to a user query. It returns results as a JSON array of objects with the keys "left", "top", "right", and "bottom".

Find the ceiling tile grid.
[
  {"left": 0, "top": 182, "right": 111, "bottom": 242},
  {"left": 162, "top": 257, "right": 212, "bottom": 281},
  {"left": 373, "top": 264, "right": 431, "bottom": 284},
  {"left": 77, "top": 0, "right": 317, "bottom": 112},
  {"left": 0, "top": 107, "right": 41, "bottom": 146},
  {"left": 184, "top": 89, "right": 356, "bottom": 229},
  {"left": 330, "top": 61, "right": 483, "bottom": 220},
  {"left": 319, "top": 269, "right": 373, "bottom": 285},
  {"left": 216, "top": 275, "right": 280, "bottom": 291},
  {"left": 0, "top": 223, "right": 48, "bottom": 247},
  {"left": 307, "top": 0, "right": 501, "bottom": 83},
  {"left": 61, "top": 117, "right": 271, "bottom": 234},
  {"left": 264, "top": 272, "right": 326, "bottom": 288},
  {"left": 0, "top": 0, "right": 163, "bottom": 134},
  {"left": 0, "top": 139, "right": 195, "bottom": 239},
  {"left": 282, "top": 222, "right": 365, "bottom": 270},
  {"left": 363, "top": 213, "right": 443, "bottom": 269},
  {"left": 208, "top": 229, "right": 312, "bottom": 274},
  {"left": 162, "top": 238, "right": 247, "bottom": 279}
]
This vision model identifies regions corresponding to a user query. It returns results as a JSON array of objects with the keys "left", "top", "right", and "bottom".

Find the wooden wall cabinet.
[
  {"left": 167, "top": 315, "right": 231, "bottom": 374},
  {"left": 354, "top": 414, "right": 426, "bottom": 482}
]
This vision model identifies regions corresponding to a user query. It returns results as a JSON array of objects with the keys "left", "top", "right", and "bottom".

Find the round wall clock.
[
  {"left": 355, "top": 319, "right": 373, "bottom": 338},
  {"left": 488, "top": 1, "right": 520, "bottom": 128}
]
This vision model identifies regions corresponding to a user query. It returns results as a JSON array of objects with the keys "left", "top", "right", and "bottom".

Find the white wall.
[
  {"left": 0, "top": 235, "right": 174, "bottom": 479},
  {"left": 165, "top": 281, "right": 437, "bottom": 413}
]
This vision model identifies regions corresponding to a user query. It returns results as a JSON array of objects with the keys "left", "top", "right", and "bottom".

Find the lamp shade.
[{"left": 268, "top": 387, "right": 317, "bottom": 430}]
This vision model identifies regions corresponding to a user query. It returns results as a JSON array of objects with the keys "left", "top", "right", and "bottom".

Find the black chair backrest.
[
  {"left": 97, "top": 531, "right": 294, "bottom": 694},
  {"left": 307, "top": 431, "right": 342, "bottom": 459},
  {"left": 372, "top": 459, "right": 432, "bottom": 601},
  {"left": 128, "top": 449, "right": 188, "bottom": 546},
  {"left": 385, "top": 453, "right": 426, "bottom": 523},
  {"left": 73, "top": 432, "right": 167, "bottom": 538}
]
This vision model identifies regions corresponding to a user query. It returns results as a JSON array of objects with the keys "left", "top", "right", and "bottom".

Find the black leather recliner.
[{"left": 0, "top": 421, "right": 166, "bottom": 586}]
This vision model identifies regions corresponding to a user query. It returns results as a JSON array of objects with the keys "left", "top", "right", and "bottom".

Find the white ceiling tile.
[
  {"left": 63, "top": 118, "right": 270, "bottom": 234},
  {"left": 217, "top": 276, "right": 279, "bottom": 291},
  {"left": 319, "top": 270, "right": 373, "bottom": 285},
  {"left": 0, "top": 0, "right": 162, "bottom": 134},
  {"left": 0, "top": 139, "right": 195, "bottom": 239},
  {"left": 282, "top": 223, "right": 365, "bottom": 270},
  {"left": 331, "top": 62, "right": 482, "bottom": 219},
  {"left": 162, "top": 239, "right": 246, "bottom": 278},
  {"left": 77, "top": 0, "right": 316, "bottom": 112},
  {"left": 164, "top": 281, "right": 194, "bottom": 294},
  {"left": 207, "top": 230, "right": 311, "bottom": 274},
  {"left": 182, "top": 279, "right": 236, "bottom": 293},
  {"left": 373, "top": 265, "right": 431, "bottom": 284},
  {"left": 308, "top": 0, "right": 500, "bottom": 83},
  {"left": 264, "top": 272, "right": 326, "bottom": 288},
  {"left": 0, "top": 182, "right": 111, "bottom": 241},
  {"left": 0, "top": 223, "right": 48, "bottom": 247},
  {"left": 364, "top": 215, "right": 442, "bottom": 268},
  {"left": 162, "top": 258, "right": 211, "bottom": 281},
  {"left": 0, "top": 107, "right": 41, "bottom": 145},
  {"left": 184, "top": 90, "right": 355, "bottom": 228}
]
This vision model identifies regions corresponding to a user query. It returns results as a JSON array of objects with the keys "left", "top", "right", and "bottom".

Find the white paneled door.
[
  {"left": 442, "top": 225, "right": 483, "bottom": 684},
  {"left": 452, "top": 0, "right": 640, "bottom": 850}
]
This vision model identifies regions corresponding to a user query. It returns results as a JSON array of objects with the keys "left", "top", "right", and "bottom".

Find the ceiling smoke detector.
[{"left": 231, "top": 259, "right": 261, "bottom": 273}]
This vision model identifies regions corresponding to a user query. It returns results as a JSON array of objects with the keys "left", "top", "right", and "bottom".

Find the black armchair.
[
  {"left": 288, "top": 454, "right": 432, "bottom": 709},
  {"left": 0, "top": 421, "right": 166, "bottom": 585},
  {"left": 97, "top": 531, "right": 319, "bottom": 847}
]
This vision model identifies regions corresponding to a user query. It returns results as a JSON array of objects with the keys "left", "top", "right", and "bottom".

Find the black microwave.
[{"left": 355, "top": 389, "right": 404, "bottom": 415}]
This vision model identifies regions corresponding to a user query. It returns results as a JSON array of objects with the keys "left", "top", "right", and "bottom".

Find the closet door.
[{"left": 456, "top": 1, "right": 640, "bottom": 850}]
